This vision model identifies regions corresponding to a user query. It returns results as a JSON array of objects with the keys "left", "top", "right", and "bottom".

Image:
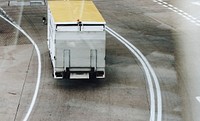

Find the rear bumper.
[{"left": 53, "top": 67, "right": 105, "bottom": 79}]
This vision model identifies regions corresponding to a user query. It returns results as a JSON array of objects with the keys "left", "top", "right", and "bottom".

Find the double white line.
[{"left": 106, "top": 26, "right": 162, "bottom": 121}]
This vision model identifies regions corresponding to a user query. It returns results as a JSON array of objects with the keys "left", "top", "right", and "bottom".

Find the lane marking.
[
  {"left": 153, "top": 0, "right": 200, "bottom": 26},
  {"left": 106, "top": 26, "right": 162, "bottom": 121},
  {"left": 192, "top": 2, "right": 200, "bottom": 6},
  {"left": 196, "top": 96, "right": 200, "bottom": 103},
  {"left": 0, "top": 8, "right": 42, "bottom": 121}
]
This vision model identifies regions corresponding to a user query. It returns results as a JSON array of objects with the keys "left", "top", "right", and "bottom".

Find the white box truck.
[{"left": 47, "top": 0, "right": 106, "bottom": 79}]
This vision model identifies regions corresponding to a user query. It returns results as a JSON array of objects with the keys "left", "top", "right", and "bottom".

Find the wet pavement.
[{"left": 0, "top": 0, "right": 199, "bottom": 121}]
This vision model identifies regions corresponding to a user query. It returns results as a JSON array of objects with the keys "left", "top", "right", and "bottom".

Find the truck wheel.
[
  {"left": 62, "top": 72, "right": 69, "bottom": 79},
  {"left": 52, "top": 72, "right": 54, "bottom": 78},
  {"left": 89, "top": 72, "right": 96, "bottom": 80}
]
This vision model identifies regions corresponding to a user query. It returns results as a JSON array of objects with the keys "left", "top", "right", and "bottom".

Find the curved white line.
[
  {"left": 0, "top": 13, "right": 42, "bottom": 121},
  {"left": 110, "top": 27, "right": 162, "bottom": 121},
  {"left": 106, "top": 26, "right": 162, "bottom": 121}
]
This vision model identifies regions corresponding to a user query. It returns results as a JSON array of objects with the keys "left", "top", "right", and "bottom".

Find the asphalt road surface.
[{"left": 0, "top": 0, "right": 200, "bottom": 121}]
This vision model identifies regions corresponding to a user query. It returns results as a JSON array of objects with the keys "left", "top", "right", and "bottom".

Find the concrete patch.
[{"left": 0, "top": 44, "right": 33, "bottom": 121}]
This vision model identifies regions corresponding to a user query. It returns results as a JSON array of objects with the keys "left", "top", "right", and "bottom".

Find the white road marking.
[
  {"left": 196, "top": 96, "right": 200, "bottom": 102},
  {"left": 106, "top": 26, "right": 162, "bottom": 121},
  {"left": 153, "top": 0, "right": 200, "bottom": 26},
  {"left": 0, "top": 8, "right": 42, "bottom": 121},
  {"left": 192, "top": 2, "right": 200, "bottom": 6}
]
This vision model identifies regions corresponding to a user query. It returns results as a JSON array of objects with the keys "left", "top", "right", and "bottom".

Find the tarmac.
[{"left": 0, "top": 0, "right": 200, "bottom": 121}]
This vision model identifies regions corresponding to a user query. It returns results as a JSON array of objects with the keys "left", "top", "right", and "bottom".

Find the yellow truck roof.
[{"left": 48, "top": 0, "right": 105, "bottom": 23}]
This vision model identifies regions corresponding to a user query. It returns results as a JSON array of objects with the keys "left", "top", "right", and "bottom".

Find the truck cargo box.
[{"left": 47, "top": 0, "right": 106, "bottom": 79}]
